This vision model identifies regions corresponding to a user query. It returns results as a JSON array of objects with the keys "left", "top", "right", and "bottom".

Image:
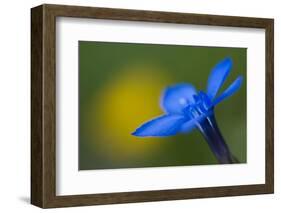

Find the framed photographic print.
[{"left": 31, "top": 4, "right": 274, "bottom": 208}]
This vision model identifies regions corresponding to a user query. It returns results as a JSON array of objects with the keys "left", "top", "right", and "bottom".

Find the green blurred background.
[{"left": 79, "top": 41, "right": 247, "bottom": 170}]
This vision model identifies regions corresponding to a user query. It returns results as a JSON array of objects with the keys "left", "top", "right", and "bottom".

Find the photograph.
[{"left": 78, "top": 41, "right": 247, "bottom": 170}]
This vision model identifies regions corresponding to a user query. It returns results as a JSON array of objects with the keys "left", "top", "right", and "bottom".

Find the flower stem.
[{"left": 196, "top": 113, "right": 239, "bottom": 164}]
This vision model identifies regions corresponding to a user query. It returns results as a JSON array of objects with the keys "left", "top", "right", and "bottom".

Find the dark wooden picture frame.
[{"left": 31, "top": 4, "right": 274, "bottom": 208}]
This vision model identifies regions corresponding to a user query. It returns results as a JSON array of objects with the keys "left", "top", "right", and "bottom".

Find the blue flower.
[{"left": 132, "top": 57, "right": 243, "bottom": 164}]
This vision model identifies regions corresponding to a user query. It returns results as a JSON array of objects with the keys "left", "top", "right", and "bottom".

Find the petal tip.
[
  {"left": 131, "top": 129, "right": 142, "bottom": 137},
  {"left": 223, "top": 57, "right": 232, "bottom": 63},
  {"left": 131, "top": 126, "right": 153, "bottom": 137},
  {"left": 216, "top": 57, "right": 232, "bottom": 68}
]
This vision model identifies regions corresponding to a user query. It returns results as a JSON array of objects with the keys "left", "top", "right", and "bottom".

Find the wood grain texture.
[
  {"left": 31, "top": 5, "right": 43, "bottom": 207},
  {"left": 265, "top": 20, "right": 274, "bottom": 193},
  {"left": 31, "top": 4, "right": 274, "bottom": 208}
]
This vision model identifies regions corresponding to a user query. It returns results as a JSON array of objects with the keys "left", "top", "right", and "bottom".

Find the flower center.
[{"left": 182, "top": 91, "right": 213, "bottom": 121}]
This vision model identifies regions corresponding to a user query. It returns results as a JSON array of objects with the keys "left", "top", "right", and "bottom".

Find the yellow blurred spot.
[{"left": 86, "top": 65, "right": 170, "bottom": 162}]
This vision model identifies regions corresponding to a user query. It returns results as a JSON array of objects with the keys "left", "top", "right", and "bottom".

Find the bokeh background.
[{"left": 79, "top": 41, "right": 247, "bottom": 170}]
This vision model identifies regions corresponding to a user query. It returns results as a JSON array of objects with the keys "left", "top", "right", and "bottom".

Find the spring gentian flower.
[{"left": 132, "top": 57, "right": 243, "bottom": 164}]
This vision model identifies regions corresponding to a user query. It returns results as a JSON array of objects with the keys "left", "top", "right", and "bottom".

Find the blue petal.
[
  {"left": 132, "top": 114, "right": 186, "bottom": 137},
  {"left": 180, "top": 119, "right": 197, "bottom": 133},
  {"left": 213, "top": 76, "right": 243, "bottom": 106},
  {"left": 206, "top": 58, "right": 232, "bottom": 100},
  {"left": 161, "top": 83, "right": 197, "bottom": 114}
]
